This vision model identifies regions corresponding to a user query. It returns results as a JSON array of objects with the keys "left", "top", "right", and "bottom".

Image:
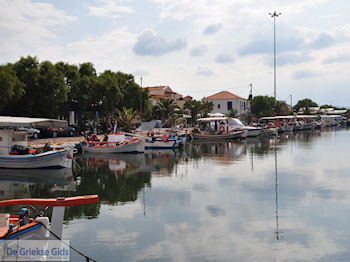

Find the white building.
[{"left": 203, "top": 91, "right": 248, "bottom": 116}]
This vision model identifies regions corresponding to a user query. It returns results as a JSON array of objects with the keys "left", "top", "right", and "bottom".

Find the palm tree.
[
  {"left": 201, "top": 100, "right": 213, "bottom": 117},
  {"left": 227, "top": 109, "right": 238, "bottom": 118},
  {"left": 158, "top": 98, "right": 178, "bottom": 121},
  {"left": 184, "top": 99, "right": 202, "bottom": 124},
  {"left": 116, "top": 107, "right": 138, "bottom": 132}
]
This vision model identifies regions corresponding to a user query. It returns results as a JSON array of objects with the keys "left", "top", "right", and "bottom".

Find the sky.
[{"left": 0, "top": 0, "right": 349, "bottom": 107}]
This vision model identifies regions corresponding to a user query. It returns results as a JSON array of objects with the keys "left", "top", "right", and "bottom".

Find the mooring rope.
[{"left": 37, "top": 221, "right": 98, "bottom": 262}]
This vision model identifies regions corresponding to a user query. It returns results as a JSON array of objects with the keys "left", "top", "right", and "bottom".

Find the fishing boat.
[
  {"left": 191, "top": 117, "right": 262, "bottom": 140},
  {"left": 191, "top": 129, "right": 244, "bottom": 140},
  {"left": 0, "top": 117, "right": 74, "bottom": 169},
  {"left": 81, "top": 132, "right": 145, "bottom": 153},
  {"left": 0, "top": 195, "right": 98, "bottom": 240},
  {"left": 0, "top": 195, "right": 98, "bottom": 261},
  {"left": 144, "top": 132, "right": 183, "bottom": 150}
]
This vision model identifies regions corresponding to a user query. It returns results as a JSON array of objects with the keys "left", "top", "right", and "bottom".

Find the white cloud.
[
  {"left": 133, "top": 30, "right": 186, "bottom": 56},
  {"left": 215, "top": 53, "right": 235, "bottom": 63},
  {"left": 0, "top": 0, "right": 77, "bottom": 62},
  {"left": 189, "top": 45, "right": 207, "bottom": 57},
  {"left": 196, "top": 66, "right": 214, "bottom": 76},
  {"left": 203, "top": 24, "right": 222, "bottom": 35},
  {"left": 88, "top": 0, "right": 134, "bottom": 19}
]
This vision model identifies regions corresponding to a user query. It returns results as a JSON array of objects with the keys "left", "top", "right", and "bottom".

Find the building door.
[{"left": 227, "top": 101, "right": 232, "bottom": 110}]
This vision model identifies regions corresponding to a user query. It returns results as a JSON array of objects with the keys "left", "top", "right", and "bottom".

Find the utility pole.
[
  {"left": 269, "top": 11, "right": 281, "bottom": 109},
  {"left": 290, "top": 94, "right": 292, "bottom": 112}
]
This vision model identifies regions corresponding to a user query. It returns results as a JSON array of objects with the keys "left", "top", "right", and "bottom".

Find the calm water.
[{"left": 1, "top": 128, "right": 350, "bottom": 261}]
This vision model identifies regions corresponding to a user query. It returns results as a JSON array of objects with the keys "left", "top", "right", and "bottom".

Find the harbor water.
[{"left": 1, "top": 128, "right": 350, "bottom": 261}]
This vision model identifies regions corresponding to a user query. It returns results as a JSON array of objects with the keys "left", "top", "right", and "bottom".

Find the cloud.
[
  {"left": 238, "top": 34, "right": 305, "bottom": 56},
  {"left": 133, "top": 30, "right": 186, "bottom": 56},
  {"left": 196, "top": 66, "right": 214, "bottom": 76},
  {"left": 292, "top": 70, "right": 320, "bottom": 79},
  {"left": 0, "top": 0, "right": 77, "bottom": 62},
  {"left": 88, "top": 0, "right": 134, "bottom": 19},
  {"left": 311, "top": 32, "right": 334, "bottom": 49},
  {"left": 203, "top": 24, "right": 222, "bottom": 35},
  {"left": 265, "top": 52, "right": 313, "bottom": 67},
  {"left": 215, "top": 54, "right": 234, "bottom": 63},
  {"left": 323, "top": 54, "right": 350, "bottom": 64},
  {"left": 189, "top": 45, "right": 207, "bottom": 57},
  {"left": 133, "top": 68, "right": 150, "bottom": 76}
]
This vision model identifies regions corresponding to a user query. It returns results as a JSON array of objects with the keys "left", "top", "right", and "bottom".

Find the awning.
[{"left": 0, "top": 116, "right": 68, "bottom": 128}]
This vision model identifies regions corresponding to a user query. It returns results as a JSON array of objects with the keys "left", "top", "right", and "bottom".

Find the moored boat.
[
  {"left": 0, "top": 195, "right": 98, "bottom": 240},
  {"left": 191, "top": 129, "right": 244, "bottom": 140},
  {"left": 81, "top": 132, "right": 145, "bottom": 153},
  {"left": 0, "top": 117, "right": 73, "bottom": 169},
  {"left": 0, "top": 195, "right": 98, "bottom": 261}
]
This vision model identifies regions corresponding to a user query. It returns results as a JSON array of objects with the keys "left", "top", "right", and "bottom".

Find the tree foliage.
[
  {"left": 227, "top": 109, "right": 238, "bottom": 118},
  {"left": 250, "top": 96, "right": 275, "bottom": 117},
  {"left": 157, "top": 98, "right": 178, "bottom": 121},
  {"left": 0, "top": 56, "right": 151, "bottom": 129},
  {"left": 116, "top": 107, "right": 138, "bottom": 132},
  {"left": 293, "top": 98, "right": 318, "bottom": 113}
]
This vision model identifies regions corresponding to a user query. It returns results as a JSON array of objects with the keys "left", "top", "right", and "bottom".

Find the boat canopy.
[
  {"left": 197, "top": 117, "right": 232, "bottom": 122},
  {"left": 0, "top": 116, "right": 68, "bottom": 128},
  {"left": 259, "top": 116, "right": 295, "bottom": 120},
  {"left": 259, "top": 115, "right": 317, "bottom": 121}
]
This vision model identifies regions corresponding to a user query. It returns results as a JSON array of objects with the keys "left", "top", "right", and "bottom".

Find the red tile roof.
[
  {"left": 146, "top": 86, "right": 172, "bottom": 91},
  {"left": 203, "top": 91, "right": 246, "bottom": 101}
]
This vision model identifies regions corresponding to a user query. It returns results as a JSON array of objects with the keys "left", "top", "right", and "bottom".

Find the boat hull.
[
  {"left": 191, "top": 131, "right": 244, "bottom": 140},
  {"left": 0, "top": 150, "right": 72, "bottom": 169},
  {"left": 82, "top": 140, "right": 145, "bottom": 153},
  {"left": 145, "top": 139, "right": 180, "bottom": 149}
]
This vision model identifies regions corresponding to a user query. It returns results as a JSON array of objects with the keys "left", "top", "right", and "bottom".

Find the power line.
[{"left": 189, "top": 84, "right": 252, "bottom": 94}]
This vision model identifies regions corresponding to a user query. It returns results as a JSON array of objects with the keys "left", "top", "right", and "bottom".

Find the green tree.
[
  {"left": 227, "top": 109, "right": 238, "bottom": 118},
  {"left": 158, "top": 98, "right": 178, "bottom": 121},
  {"left": 96, "top": 70, "right": 123, "bottom": 116},
  {"left": 116, "top": 107, "right": 138, "bottom": 132},
  {"left": 201, "top": 100, "right": 213, "bottom": 117},
  {"left": 184, "top": 99, "right": 202, "bottom": 124},
  {"left": 37, "top": 60, "right": 68, "bottom": 117},
  {"left": 11, "top": 56, "right": 41, "bottom": 116},
  {"left": 0, "top": 64, "right": 24, "bottom": 113},
  {"left": 293, "top": 98, "right": 318, "bottom": 113},
  {"left": 250, "top": 95, "right": 275, "bottom": 117}
]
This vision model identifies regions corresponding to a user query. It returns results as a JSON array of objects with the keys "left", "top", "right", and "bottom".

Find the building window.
[
  {"left": 244, "top": 102, "right": 246, "bottom": 111},
  {"left": 217, "top": 104, "right": 221, "bottom": 109},
  {"left": 227, "top": 101, "right": 232, "bottom": 110}
]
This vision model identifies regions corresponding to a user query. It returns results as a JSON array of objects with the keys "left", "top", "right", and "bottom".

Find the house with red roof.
[
  {"left": 144, "top": 85, "right": 190, "bottom": 108},
  {"left": 203, "top": 91, "right": 248, "bottom": 116}
]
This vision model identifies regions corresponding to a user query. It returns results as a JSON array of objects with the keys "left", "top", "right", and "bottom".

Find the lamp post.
[{"left": 269, "top": 11, "right": 281, "bottom": 109}]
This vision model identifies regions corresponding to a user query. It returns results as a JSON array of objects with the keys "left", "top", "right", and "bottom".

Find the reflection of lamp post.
[{"left": 269, "top": 11, "right": 281, "bottom": 109}]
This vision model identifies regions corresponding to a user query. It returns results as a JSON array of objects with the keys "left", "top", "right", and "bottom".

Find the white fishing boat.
[
  {"left": 191, "top": 129, "right": 244, "bottom": 140},
  {"left": 144, "top": 132, "right": 183, "bottom": 149},
  {"left": 145, "top": 138, "right": 180, "bottom": 149},
  {"left": 0, "top": 117, "right": 73, "bottom": 169},
  {"left": 192, "top": 117, "right": 262, "bottom": 140},
  {"left": 81, "top": 132, "right": 145, "bottom": 153}
]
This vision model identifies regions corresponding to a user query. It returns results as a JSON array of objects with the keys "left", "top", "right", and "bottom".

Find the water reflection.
[{"left": 3, "top": 129, "right": 350, "bottom": 261}]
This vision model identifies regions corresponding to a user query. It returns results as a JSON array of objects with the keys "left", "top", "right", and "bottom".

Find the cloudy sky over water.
[{"left": 1, "top": 0, "right": 349, "bottom": 106}]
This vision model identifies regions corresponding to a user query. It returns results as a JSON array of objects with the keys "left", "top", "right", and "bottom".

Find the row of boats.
[
  {"left": 0, "top": 114, "right": 346, "bottom": 169},
  {"left": 190, "top": 115, "right": 347, "bottom": 140}
]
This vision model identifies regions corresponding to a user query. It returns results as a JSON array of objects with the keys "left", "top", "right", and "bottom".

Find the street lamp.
[{"left": 269, "top": 11, "right": 281, "bottom": 109}]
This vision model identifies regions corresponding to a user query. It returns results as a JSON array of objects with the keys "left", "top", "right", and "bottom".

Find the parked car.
[
  {"left": 38, "top": 126, "right": 76, "bottom": 138},
  {"left": 18, "top": 127, "right": 40, "bottom": 139},
  {"left": 58, "top": 126, "right": 76, "bottom": 137}
]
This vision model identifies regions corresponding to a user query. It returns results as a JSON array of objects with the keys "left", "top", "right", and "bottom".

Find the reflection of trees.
[
  {"left": 2, "top": 155, "right": 152, "bottom": 221},
  {"left": 187, "top": 142, "right": 245, "bottom": 161}
]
